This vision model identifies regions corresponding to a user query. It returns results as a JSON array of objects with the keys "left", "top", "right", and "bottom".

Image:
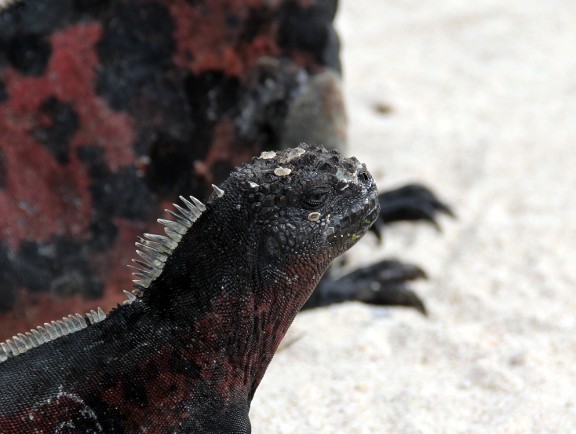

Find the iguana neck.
[{"left": 141, "top": 203, "right": 327, "bottom": 402}]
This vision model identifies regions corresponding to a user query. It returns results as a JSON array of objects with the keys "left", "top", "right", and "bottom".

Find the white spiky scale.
[
  {"left": 62, "top": 319, "right": 73, "bottom": 334},
  {"left": 13, "top": 336, "right": 27, "bottom": 353},
  {"left": 141, "top": 247, "right": 168, "bottom": 263},
  {"left": 131, "top": 272, "right": 150, "bottom": 282},
  {"left": 173, "top": 203, "right": 198, "bottom": 222},
  {"left": 37, "top": 326, "right": 51, "bottom": 342},
  {"left": 132, "top": 279, "right": 150, "bottom": 289},
  {"left": 143, "top": 233, "right": 178, "bottom": 250},
  {"left": 27, "top": 332, "right": 37, "bottom": 346},
  {"left": 23, "top": 334, "right": 34, "bottom": 349},
  {"left": 128, "top": 263, "right": 151, "bottom": 275},
  {"left": 30, "top": 329, "right": 44, "bottom": 344},
  {"left": 56, "top": 320, "right": 69, "bottom": 336},
  {"left": 178, "top": 197, "right": 203, "bottom": 218},
  {"left": 132, "top": 259, "right": 153, "bottom": 271},
  {"left": 165, "top": 209, "right": 192, "bottom": 227},
  {"left": 62, "top": 319, "right": 73, "bottom": 333},
  {"left": 44, "top": 323, "right": 58, "bottom": 340},
  {"left": 0, "top": 345, "right": 7, "bottom": 362},
  {"left": 136, "top": 239, "right": 172, "bottom": 255},
  {"left": 28, "top": 332, "right": 38, "bottom": 346},
  {"left": 26, "top": 333, "right": 39, "bottom": 349},
  {"left": 87, "top": 309, "right": 103, "bottom": 324},
  {"left": 158, "top": 218, "right": 188, "bottom": 236},
  {"left": 151, "top": 267, "right": 164, "bottom": 279},
  {"left": 97, "top": 308, "right": 106, "bottom": 321},
  {"left": 6, "top": 339, "right": 19, "bottom": 356},
  {"left": 189, "top": 195, "right": 206, "bottom": 211},
  {"left": 164, "top": 228, "right": 183, "bottom": 242},
  {"left": 123, "top": 290, "right": 137, "bottom": 305},
  {"left": 68, "top": 318, "right": 78, "bottom": 332},
  {"left": 179, "top": 196, "right": 206, "bottom": 218},
  {"left": 1, "top": 342, "right": 12, "bottom": 360},
  {"left": 90, "top": 310, "right": 99, "bottom": 322},
  {"left": 132, "top": 266, "right": 162, "bottom": 282},
  {"left": 67, "top": 314, "right": 80, "bottom": 331},
  {"left": 76, "top": 313, "right": 87, "bottom": 328},
  {"left": 212, "top": 184, "right": 225, "bottom": 197},
  {"left": 22, "top": 334, "right": 33, "bottom": 350},
  {"left": 136, "top": 249, "right": 167, "bottom": 268},
  {"left": 135, "top": 241, "right": 157, "bottom": 255}
]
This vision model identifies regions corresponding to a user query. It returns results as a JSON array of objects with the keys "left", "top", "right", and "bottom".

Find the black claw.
[
  {"left": 304, "top": 258, "right": 428, "bottom": 315},
  {"left": 369, "top": 182, "right": 454, "bottom": 241},
  {"left": 357, "top": 284, "right": 428, "bottom": 316}
]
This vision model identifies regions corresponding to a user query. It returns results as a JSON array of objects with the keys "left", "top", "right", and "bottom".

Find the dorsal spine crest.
[{"left": 0, "top": 195, "right": 207, "bottom": 363}]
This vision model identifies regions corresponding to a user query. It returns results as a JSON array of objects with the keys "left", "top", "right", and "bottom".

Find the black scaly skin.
[{"left": 0, "top": 145, "right": 379, "bottom": 432}]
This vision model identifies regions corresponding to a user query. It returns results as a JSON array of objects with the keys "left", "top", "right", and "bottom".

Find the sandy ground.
[{"left": 251, "top": 0, "right": 576, "bottom": 432}]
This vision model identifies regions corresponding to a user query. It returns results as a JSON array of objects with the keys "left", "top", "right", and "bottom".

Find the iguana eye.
[{"left": 302, "top": 186, "right": 332, "bottom": 209}]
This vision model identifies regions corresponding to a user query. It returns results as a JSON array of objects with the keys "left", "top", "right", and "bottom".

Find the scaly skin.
[{"left": 0, "top": 144, "right": 379, "bottom": 433}]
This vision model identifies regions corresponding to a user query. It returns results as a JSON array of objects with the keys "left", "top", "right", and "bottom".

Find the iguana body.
[{"left": 0, "top": 145, "right": 379, "bottom": 432}]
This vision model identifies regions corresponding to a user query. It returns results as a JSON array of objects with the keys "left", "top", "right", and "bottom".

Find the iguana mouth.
[{"left": 327, "top": 191, "right": 380, "bottom": 248}]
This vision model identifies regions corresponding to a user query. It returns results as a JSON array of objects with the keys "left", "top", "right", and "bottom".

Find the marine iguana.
[
  {"left": 0, "top": 144, "right": 379, "bottom": 432},
  {"left": 0, "top": 0, "right": 453, "bottom": 339}
]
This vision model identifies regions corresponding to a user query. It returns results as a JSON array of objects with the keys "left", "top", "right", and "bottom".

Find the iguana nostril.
[{"left": 358, "top": 171, "right": 370, "bottom": 183}]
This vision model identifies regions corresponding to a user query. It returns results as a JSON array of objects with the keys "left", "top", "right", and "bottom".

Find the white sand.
[{"left": 251, "top": 0, "right": 576, "bottom": 432}]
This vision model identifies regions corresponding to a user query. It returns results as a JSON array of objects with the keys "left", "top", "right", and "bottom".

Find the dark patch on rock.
[
  {"left": 89, "top": 219, "right": 118, "bottom": 252},
  {"left": 145, "top": 136, "right": 201, "bottom": 198},
  {"left": 5, "top": 33, "right": 52, "bottom": 76},
  {"left": 94, "top": 2, "right": 196, "bottom": 155},
  {"left": 95, "top": 2, "right": 176, "bottom": 112},
  {"left": 0, "top": 80, "right": 7, "bottom": 102},
  {"left": 239, "top": 6, "right": 271, "bottom": 43},
  {"left": 278, "top": 0, "right": 340, "bottom": 72},
  {"left": 73, "top": 0, "right": 113, "bottom": 16},
  {"left": 211, "top": 159, "right": 235, "bottom": 185},
  {"left": 14, "top": 237, "right": 103, "bottom": 299},
  {"left": 0, "top": 148, "right": 6, "bottom": 189},
  {"left": 77, "top": 145, "right": 155, "bottom": 221},
  {"left": 194, "top": 72, "right": 242, "bottom": 119},
  {"left": 0, "top": 0, "right": 74, "bottom": 37},
  {"left": 0, "top": 243, "right": 17, "bottom": 312},
  {"left": 184, "top": 71, "right": 242, "bottom": 141},
  {"left": 32, "top": 97, "right": 79, "bottom": 164},
  {"left": 235, "top": 60, "right": 302, "bottom": 150}
]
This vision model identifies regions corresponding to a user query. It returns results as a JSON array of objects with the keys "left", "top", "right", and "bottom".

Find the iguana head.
[
  {"left": 141, "top": 143, "right": 378, "bottom": 317},
  {"left": 221, "top": 144, "right": 380, "bottom": 282}
]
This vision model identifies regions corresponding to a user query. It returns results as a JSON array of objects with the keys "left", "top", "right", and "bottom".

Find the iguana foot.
[
  {"left": 304, "top": 259, "right": 428, "bottom": 315},
  {"left": 370, "top": 183, "right": 454, "bottom": 241}
]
